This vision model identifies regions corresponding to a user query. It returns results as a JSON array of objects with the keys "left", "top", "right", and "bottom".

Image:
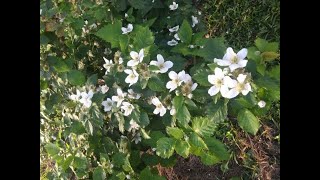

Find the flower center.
[
  {"left": 215, "top": 79, "right": 223, "bottom": 87},
  {"left": 156, "top": 104, "right": 162, "bottom": 109},
  {"left": 231, "top": 56, "right": 239, "bottom": 64},
  {"left": 236, "top": 83, "right": 245, "bottom": 91},
  {"left": 159, "top": 63, "right": 164, "bottom": 69}
]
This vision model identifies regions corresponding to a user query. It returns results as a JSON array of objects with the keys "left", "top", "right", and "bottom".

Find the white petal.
[
  {"left": 244, "top": 83, "right": 251, "bottom": 92},
  {"left": 127, "top": 60, "right": 138, "bottom": 67},
  {"left": 127, "top": 24, "right": 133, "bottom": 32},
  {"left": 159, "top": 107, "right": 166, "bottom": 116},
  {"left": 226, "top": 88, "right": 239, "bottom": 99},
  {"left": 121, "top": 27, "right": 128, "bottom": 34},
  {"left": 224, "top": 47, "right": 236, "bottom": 60},
  {"left": 238, "top": 59, "right": 248, "bottom": 68},
  {"left": 208, "top": 74, "right": 217, "bottom": 85},
  {"left": 124, "top": 69, "right": 132, "bottom": 74},
  {"left": 224, "top": 76, "right": 237, "bottom": 88},
  {"left": 157, "top": 54, "right": 164, "bottom": 63},
  {"left": 214, "top": 67, "right": 224, "bottom": 79},
  {"left": 220, "top": 85, "right": 229, "bottom": 98},
  {"left": 152, "top": 97, "right": 161, "bottom": 106},
  {"left": 164, "top": 61, "right": 173, "bottom": 69},
  {"left": 150, "top": 61, "right": 158, "bottom": 66},
  {"left": 208, "top": 86, "right": 220, "bottom": 96},
  {"left": 229, "top": 64, "right": 241, "bottom": 72},
  {"left": 139, "top": 49, "right": 144, "bottom": 61},
  {"left": 174, "top": 33, "right": 180, "bottom": 40},
  {"left": 166, "top": 81, "right": 177, "bottom": 92},
  {"left": 237, "top": 48, "right": 248, "bottom": 59},
  {"left": 214, "top": 58, "right": 231, "bottom": 66},
  {"left": 168, "top": 71, "right": 178, "bottom": 80},
  {"left": 130, "top": 51, "right": 139, "bottom": 59},
  {"left": 191, "top": 83, "right": 198, "bottom": 91},
  {"left": 153, "top": 108, "right": 160, "bottom": 115},
  {"left": 241, "top": 89, "right": 250, "bottom": 96},
  {"left": 237, "top": 74, "right": 247, "bottom": 83},
  {"left": 159, "top": 67, "right": 168, "bottom": 73}
]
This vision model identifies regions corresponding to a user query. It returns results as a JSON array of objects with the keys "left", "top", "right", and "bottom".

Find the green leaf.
[
  {"left": 255, "top": 38, "right": 269, "bottom": 52},
  {"left": 247, "top": 46, "right": 261, "bottom": 62},
  {"left": 119, "top": 35, "right": 129, "bottom": 53},
  {"left": 171, "top": 43, "right": 196, "bottom": 56},
  {"left": 176, "top": 105, "right": 191, "bottom": 126},
  {"left": 67, "top": 70, "right": 86, "bottom": 86},
  {"left": 116, "top": 172, "right": 126, "bottom": 180},
  {"left": 140, "top": 128, "right": 151, "bottom": 139},
  {"left": 143, "top": 131, "right": 165, "bottom": 148},
  {"left": 73, "top": 156, "right": 88, "bottom": 169},
  {"left": 140, "top": 167, "right": 165, "bottom": 180},
  {"left": 265, "top": 42, "right": 279, "bottom": 52},
  {"left": 191, "top": 117, "right": 216, "bottom": 137},
  {"left": 173, "top": 96, "right": 184, "bottom": 110},
  {"left": 112, "top": 152, "right": 126, "bottom": 167},
  {"left": 178, "top": 20, "right": 193, "bottom": 44},
  {"left": 267, "top": 65, "right": 280, "bottom": 80},
  {"left": 141, "top": 153, "right": 160, "bottom": 166},
  {"left": 166, "top": 127, "right": 185, "bottom": 139},
  {"left": 207, "top": 63, "right": 218, "bottom": 71},
  {"left": 205, "top": 99, "right": 228, "bottom": 122},
  {"left": 51, "top": 58, "right": 70, "bottom": 72},
  {"left": 167, "top": 55, "right": 186, "bottom": 72},
  {"left": 44, "top": 143, "right": 60, "bottom": 156},
  {"left": 237, "top": 109, "right": 260, "bottom": 135},
  {"left": 261, "top": 52, "right": 280, "bottom": 61},
  {"left": 93, "top": 167, "right": 106, "bottom": 180},
  {"left": 147, "top": 77, "right": 165, "bottom": 92},
  {"left": 189, "top": 132, "right": 207, "bottom": 150},
  {"left": 203, "top": 137, "right": 230, "bottom": 161},
  {"left": 257, "top": 63, "right": 266, "bottom": 75},
  {"left": 62, "top": 155, "right": 74, "bottom": 171},
  {"left": 115, "top": 113, "right": 125, "bottom": 133},
  {"left": 255, "top": 76, "right": 280, "bottom": 91},
  {"left": 86, "top": 74, "right": 98, "bottom": 86},
  {"left": 193, "top": 68, "right": 212, "bottom": 87},
  {"left": 85, "top": 120, "right": 93, "bottom": 135},
  {"left": 184, "top": 98, "right": 197, "bottom": 110},
  {"left": 95, "top": 20, "right": 122, "bottom": 48},
  {"left": 138, "top": 111, "right": 150, "bottom": 128},
  {"left": 133, "top": 25, "right": 154, "bottom": 50},
  {"left": 199, "top": 151, "right": 220, "bottom": 165},
  {"left": 174, "top": 140, "right": 190, "bottom": 158},
  {"left": 156, "top": 137, "right": 176, "bottom": 158},
  {"left": 159, "top": 156, "right": 177, "bottom": 167},
  {"left": 197, "top": 37, "right": 226, "bottom": 61}
]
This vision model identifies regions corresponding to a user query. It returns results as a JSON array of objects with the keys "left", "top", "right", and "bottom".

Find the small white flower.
[
  {"left": 121, "top": 102, "right": 134, "bottom": 116},
  {"left": 124, "top": 69, "right": 139, "bottom": 87},
  {"left": 126, "top": 175, "right": 131, "bottom": 180},
  {"left": 169, "top": 25, "right": 179, "bottom": 32},
  {"left": 104, "top": 48, "right": 112, "bottom": 55},
  {"left": 200, "top": 46, "right": 204, "bottom": 49},
  {"left": 40, "top": 9, "right": 42, "bottom": 15},
  {"left": 198, "top": 11, "right": 202, "bottom": 15},
  {"left": 103, "top": 57, "right": 113, "bottom": 75},
  {"left": 79, "top": 90, "right": 94, "bottom": 108},
  {"left": 127, "top": 49, "right": 144, "bottom": 67},
  {"left": 169, "top": 2, "right": 178, "bottom": 10},
  {"left": 207, "top": 67, "right": 230, "bottom": 97},
  {"left": 225, "top": 74, "right": 252, "bottom": 99},
  {"left": 84, "top": 20, "right": 88, "bottom": 25},
  {"left": 121, "top": 24, "right": 133, "bottom": 34},
  {"left": 99, "top": 85, "right": 109, "bottom": 94},
  {"left": 188, "top": 45, "right": 195, "bottom": 49},
  {"left": 125, "top": 13, "right": 128, "bottom": 18},
  {"left": 167, "top": 39, "right": 178, "bottom": 46},
  {"left": 70, "top": 90, "right": 81, "bottom": 101},
  {"left": 101, "top": 98, "right": 114, "bottom": 112},
  {"left": 133, "top": 133, "right": 141, "bottom": 144},
  {"left": 166, "top": 70, "right": 186, "bottom": 92},
  {"left": 258, "top": 100, "right": 266, "bottom": 108},
  {"left": 152, "top": 148, "right": 157, "bottom": 151},
  {"left": 191, "top": 16, "right": 199, "bottom": 27},
  {"left": 152, "top": 97, "right": 166, "bottom": 116},
  {"left": 150, "top": 54, "right": 173, "bottom": 73},
  {"left": 128, "top": 89, "right": 141, "bottom": 99},
  {"left": 214, "top": 47, "right": 248, "bottom": 72},
  {"left": 88, "top": 50, "right": 94, "bottom": 57},
  {"left": 119, "top": 57, "right": 123, "bottom": 64},
  {"left": 179, "top": 71, "right": 192, "bottom": 83},
  {"left": 174, "top": 33, "right": 180, "bottom": 41},
  {"left": 112, "top": 88, "right": 127, "bottom": 107},
  {"left": 89, "top": 23, "right": 97, "bottom": 29},
  {"left": 128, "top": 119, "right": 140, "bottom": 132}
]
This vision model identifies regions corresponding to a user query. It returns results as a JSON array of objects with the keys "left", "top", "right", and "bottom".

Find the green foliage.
[
  {"left": 237, "top": 109, "right": 260, "bottom": 135},
  {"left": 156, "top": 137, "right": 176, "bottom": 159}
]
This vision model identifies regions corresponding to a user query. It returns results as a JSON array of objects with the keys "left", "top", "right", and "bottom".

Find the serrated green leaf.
[
  {"left": 267, "top": 65, "right": 280, "bottom": 80},
  {"left": 143, "top": 131, "right": 166, "bottom": 148},
  {"left": 176, "top": 105, "right": 191, "bottom": 126},
  {"left": 203, "top": 137, "right": 230, "bottom": 161},
  {"left": 67, "top": 70, "right": 86, "bottom": 86},
  {"left": 62, "top": 155, "right": 74, "bottom": 171},
  {"left": 140, "top": 167, "right": 165, "bottom": 180},
  {"left": 138, "top": 111, "right": 150, "bottom": 128},
  {"left": 160, "top": 155, "right": 177, "bottom": 167},
  {"left": 193, "top": 68, "right": 212, "bottom": 87},
  {"left": 85, "top": 120, "right": 93, "bottom": 135},
  {"left": 189, "top": 132, "right": 207, "bottom": 150},
  {"left": 191, "top": 117, "right": 216, "bottom": 137},
  {"left": 166, "top": 127, "right": 184, "bottom": 139},
  {"left": 247, "top": 46, "right": 261, "bottom": 62},
  {"left": 178, "top": 20, "right": 193, "bottom": 44},
  {"left": 167, "top": 55, "right": 186, "bottom": 72},
  {"left": 197, "top": 37, "right": 226, "bottom": 61},
  {"left": 112, "top": 152, "right": 126, "bottom": 168},
  {"left": 119, "top": 35, "right": 129, "bottom": 53},
  {"left": 199, "top": 151, "right": 220, "bottom": 165},
  {"left": 265, "top": 42, "right": 279, "bottom": 52},
  {"left": 173, "top": 96, "right": 184, "bottom": 110},
  {"left": 95, "top": 21, "right": 122, "bottom": 48},
  {"left": 133, "top": 25, "right": 154, "bottom": 50},
  {"left": 73, "top": 156, "right": 88, "bottom": 169},
  {"left": 86, "top": 74, "right": 98, "bottom": 86},
  {"left": 205, "top": 99, "right": 228, "bottom": 122},
  {"left": 93, "top": 167, "right": 106, "bottom": 180},
  {"left": 207, "top": 63, "right": 218, "bottom": 71},
  {"left": 156, "top": 137, "right": 176, "bottom": 158},
  {"left": 174, "top": 140, "right": 190, "bottom": 158},
  {"left": 255, "top": 38, "right": 269, "bottom": 52},
  {"left": 171, "top": 43, "right": 196, "bottom": 56},
  {"left": 257, "top": 63, "right": 266, "bottom": 75},
  {"left": 50, "top": 58, "right": 70, "bottom": 73},
  {"left": 141, "top": 153, "right": 160, "bottom": 166},
  {"left": 184, "top": 98, "right": 197, "bottom": 110},
  {"left": 44, "top": 143, "right": 60, "bottom": 156},
  {"left": 147, "top": 77, "right": 165, "bottom": 92},
  {"left": 237, "top": 109, "right": 260, "bottom": 135}
]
